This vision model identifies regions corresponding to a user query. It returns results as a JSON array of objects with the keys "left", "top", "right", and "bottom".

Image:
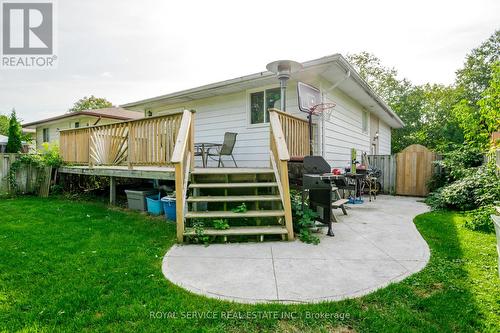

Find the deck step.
[
  {"left": 187, "top": 195, "right": 281, "bottom": 203},
  {"left": 192, "top": 168, "right": 273, "bottom": 175},
  {"left": 189, "top": 182, "right": 278, "bottom": 189},
  {"left": 185, "top": 210, "right": 285, "bottom": 219},
  {"left": 184, "top": 225, "right": 287, "bottom": 236}
]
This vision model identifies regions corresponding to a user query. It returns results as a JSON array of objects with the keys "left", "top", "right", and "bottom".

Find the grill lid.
[{"left": 303, "top": 156, "right": 331, "bottom": 174}]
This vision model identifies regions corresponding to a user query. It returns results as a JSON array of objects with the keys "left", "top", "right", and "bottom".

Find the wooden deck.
[
  {"left": 58, "top": 165, "right": 175, "bottom": 180},
  {"left": 57, "top": 109, "right": 304, "bottom": 242},
  {"left": 58, "top": 166, "right": 274, "bottom": 180}
]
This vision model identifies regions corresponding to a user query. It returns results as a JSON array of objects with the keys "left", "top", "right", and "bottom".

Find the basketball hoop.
[
  {"left": 309, "top": 102, "right": 336, "bottom": 122},
  {"left": 297, "top": 82, "right": 338, "bottom": 155}
]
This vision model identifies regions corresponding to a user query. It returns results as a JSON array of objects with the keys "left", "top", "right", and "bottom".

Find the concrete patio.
[{"left": 162, "top": 195, "right": 430, "bottom": 303}]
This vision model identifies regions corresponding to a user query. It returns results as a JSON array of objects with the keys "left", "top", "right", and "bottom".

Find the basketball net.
[{"left": 309, "top": 102, "right": 336, "bottom": 122}]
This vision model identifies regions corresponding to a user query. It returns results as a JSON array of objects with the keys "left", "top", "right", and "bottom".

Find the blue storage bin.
[
  {"left": 161, "top": 196, "right": 176, "bottom": 221},
  {"left": 146, "top": 193, "right": 163, "bottom": 215}
]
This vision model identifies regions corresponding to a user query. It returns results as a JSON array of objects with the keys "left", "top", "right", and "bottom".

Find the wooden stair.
[
  {"left": 187, "top": 195, "right": 281, "bottom": 203},
  {"left": 183, "top": 168, "right": 291, "bottom": 242}
]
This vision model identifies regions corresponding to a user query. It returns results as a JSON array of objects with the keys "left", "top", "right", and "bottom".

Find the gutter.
[{"left": 335, "top": 56, "right": 404, "bottom": 128}]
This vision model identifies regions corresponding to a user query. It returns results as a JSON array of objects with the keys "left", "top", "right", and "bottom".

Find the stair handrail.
[
  {"left": 269, "top": 108, "right": 294, "bottom": 240},
  {"left": 171, "top": 109, "right": 195, "bottom": 242}
]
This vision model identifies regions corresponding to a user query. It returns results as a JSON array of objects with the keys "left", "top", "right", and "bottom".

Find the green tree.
[
  {"left": 6, "top": 109, "right": 23, "bottom": 153},
  {"left": 453, "top": 30, "right": 500, "bottom": 148},
  {"left": 473, "top": 62, "right": 500, "bottom": 147},
  {"left": 0, "top": 114, "right": 9, "bottom": 136},
  {"left": 68, "top": 95, "right": 113, "bottom": 113},
  {"left": 348, "top": 52, "right": 463, "bottom": 153}
]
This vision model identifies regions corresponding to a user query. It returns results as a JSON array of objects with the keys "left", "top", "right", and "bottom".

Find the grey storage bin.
[{"left": 125, "top": 189, "right": 157, "bottom": 211}]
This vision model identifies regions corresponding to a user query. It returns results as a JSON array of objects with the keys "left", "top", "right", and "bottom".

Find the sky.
[{"left": 0, "top": 0, "right": 499, "bottom": 123}]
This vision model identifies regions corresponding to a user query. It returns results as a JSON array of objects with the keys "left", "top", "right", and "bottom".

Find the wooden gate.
[{"left": 396, "top": 144, "right": 436, "bottom": 196}]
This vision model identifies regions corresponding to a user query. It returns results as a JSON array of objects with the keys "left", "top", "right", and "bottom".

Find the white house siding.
[
  {"left": 150, "top": 82, "right": 308, "bottom": 168},
  {"left": 146, "top": 80, "right": 392, "bottom": 168},
  {"left": 378, "top": 121, "right": 391, "bottom": 155},
  {"left": 321, "top": 88, "right": 372, "bottom": 169}
]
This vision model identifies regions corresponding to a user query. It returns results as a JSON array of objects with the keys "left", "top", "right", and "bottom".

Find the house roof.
[
  {"left": 122, "top": 54, "right": 404, "bottom": 128},
  {"left": 22, "top": 107, "right": 143, "bottom": 128}
]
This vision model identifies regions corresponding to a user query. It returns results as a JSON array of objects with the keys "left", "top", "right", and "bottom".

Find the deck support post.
[{"left": 109, "top": 176, "right": 116, "bottom": 205}]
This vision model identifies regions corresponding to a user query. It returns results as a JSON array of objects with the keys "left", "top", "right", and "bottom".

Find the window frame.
[
  {"left": 74, "top": 122, "right": 80, "bottom": 128},
  {"left": 362, "top": 110, "right": 369, "bottom": 134},
  {"left": 246, "top": 85, "right": 281, "bottom": 127},
  {"left": 42, "top": 128, "right": 50, "bottom": 143}
]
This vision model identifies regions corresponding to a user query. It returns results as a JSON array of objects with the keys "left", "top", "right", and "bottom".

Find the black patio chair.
[{"left": 207, "top": 132, "right": 238, "bottom": 167}]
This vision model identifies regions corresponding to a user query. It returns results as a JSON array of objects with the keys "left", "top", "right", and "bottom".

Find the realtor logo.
[{"left": 1, "top": 1, "right": 57, "bottom": 68}]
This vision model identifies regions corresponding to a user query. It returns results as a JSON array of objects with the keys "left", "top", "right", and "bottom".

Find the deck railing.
[
  {"left": 171, "top": 110, "right": 195, "bottom": 242},
  {"left": 269, "top": 109, "right": 294, "bottom": 240},
  {"left": 270, "top": 108, "right": 310, "bottom": 158},
  {"left": 59, "top": 112, "right": 184, "bottom": 167}
]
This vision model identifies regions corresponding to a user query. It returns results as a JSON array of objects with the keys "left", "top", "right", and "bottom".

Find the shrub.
[
  {"left": 426, "top": 162, "right": 499, "bottom": 211},
  {"left": 464, "top": 205, "right": 496, "bottom": 232},
  {"left": 428, "top": 144, "right": 484, "bottom": 192},
  {"left": 39, "top": 142, "right": 63, "bottom": 167}
]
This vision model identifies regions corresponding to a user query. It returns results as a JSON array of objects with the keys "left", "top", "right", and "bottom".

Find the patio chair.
[{"left": 207, "top": 132, "right": 238, "bottom": 167}]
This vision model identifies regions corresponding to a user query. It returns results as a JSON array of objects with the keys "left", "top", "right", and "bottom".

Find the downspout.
[{"left": 320, "top": 68, "right": 351, "bottom": 157}]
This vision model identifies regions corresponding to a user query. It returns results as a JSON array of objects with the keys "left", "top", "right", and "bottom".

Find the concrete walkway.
[{"left": 162, "top": 196, "right": 430, "bottom": 303}]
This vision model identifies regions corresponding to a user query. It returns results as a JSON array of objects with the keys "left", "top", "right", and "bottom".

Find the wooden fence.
[
  {"left": 367, "top": 154, "right": 396, "bottom": 194},
  {"left": 395, "top": 145, "right": 436, "bottom": 196},
  {"left": 368, "top": 144, "right": 438, "bottom": 197},
  {"left": 0, "top": 154, "right": 51, "bottom": 196}
]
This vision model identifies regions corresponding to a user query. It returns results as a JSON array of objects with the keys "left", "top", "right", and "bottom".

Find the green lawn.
[{"left": 0, "top": 197, "right": 499, "bottom": 332}]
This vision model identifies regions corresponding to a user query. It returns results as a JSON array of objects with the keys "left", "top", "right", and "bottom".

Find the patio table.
[{"left": 194, "top": 142, "right": 222, "bottom": 168}]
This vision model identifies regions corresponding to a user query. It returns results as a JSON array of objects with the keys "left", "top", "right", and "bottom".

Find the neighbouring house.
[
  {"left": 122, "top": 54, "right": 403, "bottom": 168},
  {"left": 0, "top": 134, "right": 33, "bottom": 153},
  {"left": 22, "top": 107, "right": 143, "bottom": 149}
]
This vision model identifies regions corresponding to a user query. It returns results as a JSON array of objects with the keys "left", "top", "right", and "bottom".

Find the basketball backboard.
[{"left": 297, "top": 82, "right": 321, "bottom": 114}]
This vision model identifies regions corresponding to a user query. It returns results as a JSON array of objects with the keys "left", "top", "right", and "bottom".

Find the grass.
[{"left": 0, "top": 196, "right": 499, "bottom": 332}]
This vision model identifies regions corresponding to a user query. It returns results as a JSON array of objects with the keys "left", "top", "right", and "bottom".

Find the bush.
[
  {"left": 39, "top": 142, "right": 63, "bottom": 167},
  {"left": 426, "top": 162, "right": 499, "bottom": 211},
  {"left": 464, "top": 205, "right": 496, "bottom": 232},
  {"left": 428, "top": 145, "right": 484, "bottom": 192}
]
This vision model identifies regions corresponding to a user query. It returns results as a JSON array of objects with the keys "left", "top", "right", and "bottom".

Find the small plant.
[
  {"left": 188, "top": 221, "right": 211, "bottom": 245},
  {"left": 290, "top": 190, "right": 320, "bottom": 245},
  {"left": 212, "top": 219, "right": 230, "bottom": 230},
  {"left": 299, "top": 229, "right": 320, "bottom": 245},
  {"left": 231, "top": 203, "right": 247, "bottom": 213}
]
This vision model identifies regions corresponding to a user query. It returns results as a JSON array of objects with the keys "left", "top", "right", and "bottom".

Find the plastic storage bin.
[
  {"left": 125, "top": 189, "right": 156, "bottom": 211},
  {"left": 146, "top": 193, "right": 163, "bottom": 215},
  {"left": 161, "top": 197, "right": 176, "bottom": 221}
]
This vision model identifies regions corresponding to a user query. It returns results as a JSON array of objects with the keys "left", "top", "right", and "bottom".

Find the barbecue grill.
[{"left": 302, "top": 156, "right": 349, "bottom": 236}]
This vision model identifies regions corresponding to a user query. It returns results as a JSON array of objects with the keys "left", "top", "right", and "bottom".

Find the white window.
[
  {"left": 362, "top": 111, "right": 368, "bottom": 133},
  {"left": 74, "top": 122, "right": 80, "bottom": 128},
  {"left": 42, "top": 128, "right": 50, "bottom": 142},
  {"left": 249, "top": 88, "right": 281, "bottom": 124}
]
